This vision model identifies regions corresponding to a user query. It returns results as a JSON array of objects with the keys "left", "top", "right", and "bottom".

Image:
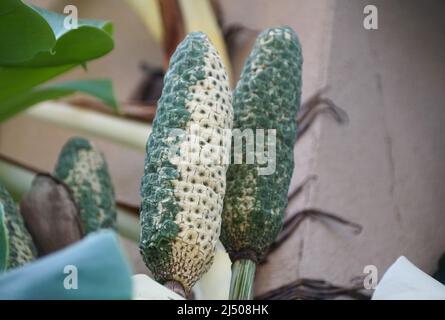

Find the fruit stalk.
[{"left": 229, "top": 259, "right": 256, "bottom": 300}]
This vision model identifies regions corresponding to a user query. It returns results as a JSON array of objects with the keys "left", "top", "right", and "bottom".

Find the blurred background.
[{"left": 1, "top": 0, "right": 444, "bottom": 297}]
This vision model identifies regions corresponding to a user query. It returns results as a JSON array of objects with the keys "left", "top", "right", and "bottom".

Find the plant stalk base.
[
  {"left": 229, "top": 259, "right": 256, "bottom": 300},
  {"left": 165, "top": 280, "right": 186, "bottom": 298}
]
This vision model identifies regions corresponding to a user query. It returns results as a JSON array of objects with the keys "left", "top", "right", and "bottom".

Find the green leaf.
[
  {"left": 48, "top": 79, "right": 119, "bottom": 111},
  {"left": 0, "top": 64, "right": 75, "bottom": 102},
  {"left": 0, "top": 203, "right": 8, "bottom": 273},
  {"left": 0, "top": 79, "right": 119, "bottom": 122},
  {"left": 0, "top": 1, "right": 114, "bottom": 67},
  {"left": 0, "top": 0, "right": 117, "bottom": 124},
  {"left": 0, "top": 230, "right": 133, "bottom": 299},
  {"left": 0, "top": 0, "right": 55, "bottom": 65}
]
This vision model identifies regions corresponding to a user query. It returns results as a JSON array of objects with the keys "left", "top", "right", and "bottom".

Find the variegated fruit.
[
  {"left": 0, "top": 183, "right": 37, "bottom": 270},
  {"left": 54, "top": 137, "right": 117, "bottom": 233},
  {"left": 139, "top": 32, "right": 233, "bottom": 294},
  {"left": 221, "top": 26, "right": 303, "bottom": 263}
]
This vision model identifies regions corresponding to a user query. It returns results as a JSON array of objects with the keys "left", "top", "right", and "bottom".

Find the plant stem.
[
  {"left": 125, "top": 0, "right": 164, "bottom": 46},
  {"left": 26, "top": 102, "right": 151, "bottom": 151},
  {"left": 229, "top": 259, "right": 256, "bottom": 300}
]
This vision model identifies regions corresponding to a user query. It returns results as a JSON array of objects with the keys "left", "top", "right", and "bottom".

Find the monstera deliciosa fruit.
[
  {"left": 221, "top": 26, "right": 303, "bottom": 299},
  {"left": 139, "top": 32, "right": 233, "bottom": 297},
  {"left": 0, "top": 183, "right": 37, "bottom": 271}
]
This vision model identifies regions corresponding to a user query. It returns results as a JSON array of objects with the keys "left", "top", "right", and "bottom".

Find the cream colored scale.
[{"left": 169, "top": 42, "right": 233, "bottom": 289}]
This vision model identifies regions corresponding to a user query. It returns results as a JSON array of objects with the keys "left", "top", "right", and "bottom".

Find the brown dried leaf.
[{"left": 20, "top": 174, "right": 84, "bottom": 256}]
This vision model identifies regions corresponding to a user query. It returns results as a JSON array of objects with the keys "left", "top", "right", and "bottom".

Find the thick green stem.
[
  {"left": 229, "top": 259, "right": 256, "bottom": 300},
  {"left": 26, "top": 102, "right": 151, "bottom": 151}
]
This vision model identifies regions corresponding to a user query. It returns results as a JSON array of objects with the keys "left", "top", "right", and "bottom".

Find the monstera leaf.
[
  {"left": 0, "top": 79, "right": 118, "bottom": 120},
  {"left": 0, "top": 0, "right": 118, "bottom": 122}
]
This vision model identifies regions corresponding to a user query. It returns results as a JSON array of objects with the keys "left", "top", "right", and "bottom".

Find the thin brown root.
[
  {"left": 287, "top": 174, "right": 318, "bottom": 201},
  {"left": 266, "top": 209, "right": 362, "bottom": 256},
  {"left": 298, "top": 85, "right": 332, "bottom": 116},
  {"left": 296, "top": 86, "right": 349, "bottom": 142},
  {"left": 255, "top": 278, "right": 371, "bottom": 300}
]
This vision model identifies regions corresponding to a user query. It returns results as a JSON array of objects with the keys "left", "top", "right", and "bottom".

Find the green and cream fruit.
[
  {"left": 54, "top": 137, "right": 117, "bottom": 233},
  {"left": 139, "top": 32, "right": 233, "bottom": 295}
]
